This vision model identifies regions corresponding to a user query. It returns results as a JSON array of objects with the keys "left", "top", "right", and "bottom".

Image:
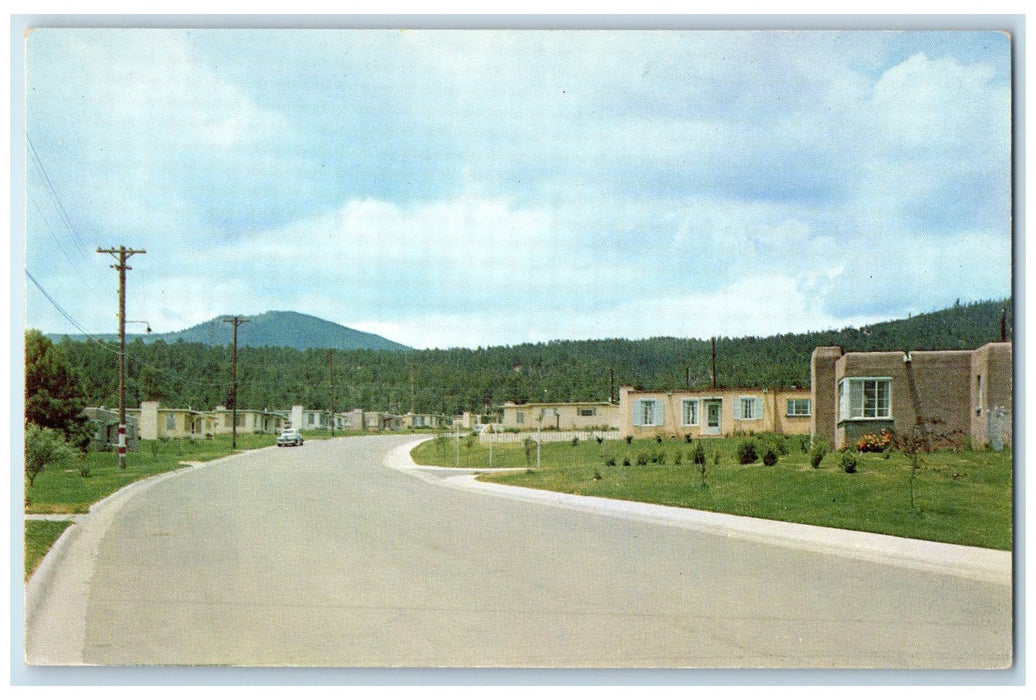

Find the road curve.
[{"left": 25, "top": 435, "right": 1012, "bottom": 668}]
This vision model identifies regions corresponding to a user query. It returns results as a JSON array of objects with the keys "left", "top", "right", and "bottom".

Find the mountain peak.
[{"left": 51, "top": 311, "right": 411, "bottom": 352}]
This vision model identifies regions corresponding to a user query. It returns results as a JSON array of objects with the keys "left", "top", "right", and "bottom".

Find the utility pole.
[
  {"left": 711, "top": 337, "right": 718, "bottom": 389},
  {"left": 328, "top": 349, "right": 336, "bottom": 437},
  {"left": 98, "top": 246, "right": 145, "bottom": 469},
  {"left": 222, "top": 316, "right": 249, "bottom": 449}
]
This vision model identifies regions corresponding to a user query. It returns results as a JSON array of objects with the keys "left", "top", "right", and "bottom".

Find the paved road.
[{"left": 26, "top": 435, "right": 1012, "bottom": 668}]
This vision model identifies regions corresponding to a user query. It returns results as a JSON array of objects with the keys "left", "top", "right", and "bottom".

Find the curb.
[{"left": 384, "top": 439, "right": 1012, "bottom": 587}]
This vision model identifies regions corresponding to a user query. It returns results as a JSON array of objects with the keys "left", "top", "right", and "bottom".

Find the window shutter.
[
  {"left": 654, "top": 401, "right": 664, "bottom": 426},
  {"left": 733, "top": 399, "right": 743, "bottom": 420},
  {"left": 632, "top": 400, "right": 644, "bottom": 427},
  {"left": 752, "top": 397, "right": 762, "bottom": 420}
]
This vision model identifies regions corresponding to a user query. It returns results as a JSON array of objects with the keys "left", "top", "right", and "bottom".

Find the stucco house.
[
  {"left": 131, "top": 401, "right": 217, "bottom": 440},
  {"left": 212, "top": 406, "right": 286, "bottom": 435},
  {"left": 619, "top": 386, "right": 812, "bottom": 440},
  {"left": 500, "top": 401, "right": 620, "bottom": 432},
  {"left": 810, "top": 342, "right": 1012, "bottom": 450}
]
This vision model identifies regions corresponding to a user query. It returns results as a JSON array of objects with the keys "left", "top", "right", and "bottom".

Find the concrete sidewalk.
[{"left": 385, "top": 439, "right": 1013, "bottom": 587}]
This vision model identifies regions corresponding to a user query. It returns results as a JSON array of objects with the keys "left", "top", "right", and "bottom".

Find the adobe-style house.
[
  {"left": 810, "top": 342, "right": 1012, "bottom": 450},
  {"left": 500, "top": 401, "right": 620, "bottom": 432},
  {"left": 131, "top": 401, "right": 218, "bottom": 440},
  {"left": 619, "top": 386, "right": 812, "bottom": 440},
  {"left": 212, "top": 406, "right": 287, "bottom": 435},
  {"left": 402, "top": 413, "right": 447, "bottom": 429}
]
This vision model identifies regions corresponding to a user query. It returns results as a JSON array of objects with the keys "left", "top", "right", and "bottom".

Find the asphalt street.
[{"left": 24, "top": 434, "right": 1013, "bottom": 668}]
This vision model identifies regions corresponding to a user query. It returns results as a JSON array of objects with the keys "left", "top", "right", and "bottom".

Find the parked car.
[{"left": 276, "top": 428, "right": 304, "bottom": 447}]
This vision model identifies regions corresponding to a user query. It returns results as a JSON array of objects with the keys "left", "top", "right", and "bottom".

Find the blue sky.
[{"left": 21, "top": 28, "right": 1013, "bottom": 349}]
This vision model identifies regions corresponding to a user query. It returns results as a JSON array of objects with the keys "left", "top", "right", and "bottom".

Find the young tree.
[
  {"left": 25, "top": 330, "right": 90, "bottom": 449},
  {"left": 24, "top": 423, "right": 77, "bottom": 489}
]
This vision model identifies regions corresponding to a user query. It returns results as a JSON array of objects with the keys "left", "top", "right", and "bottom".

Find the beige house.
[
  {"left": 810, "top": 342, "right": 1012, "bottom": 450},
  {"left": 212, "top": 406, "right": 287, "bottom": 435},
  {"left": 402, "top": 413, "right": 447, "bottom": 429},
  {"left": 500, "top": 401, "right": 620, "bottom": 432},
  {"left": 619, "top": 386, "right": 812, "bottom": 440},
  {"left": 132, "top": 401, "right": 217, "bottom": 440}
]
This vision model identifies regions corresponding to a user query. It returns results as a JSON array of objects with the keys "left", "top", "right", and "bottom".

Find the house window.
[
  {"left": 786, "top": 398, "right": 811, "bottom": 417},
  {"left": 516, "top": 412, "right": 525, "bottom": 425},
  {"left": 235, "top": 413, "right": 244, "bottom": 427},
  {"left": 578, "top": 408, "right": 596, "bottom": 417},
  {"left": 735, "top": 396, "right": 763, "bottom": 421},
  {"left": 681, "top": 399, "right": 699, "bottom": 426},
  {"left": 165, "top": 414, "right": 176, "bottom": 431},
  {"left": 839, "top": 377, "right": 891, "bottom": 420},
  {"left": 633, "top": 399, "right": 663, "bottom": 426}
]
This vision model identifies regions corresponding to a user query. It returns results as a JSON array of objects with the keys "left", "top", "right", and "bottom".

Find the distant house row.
[
  {"left": 86, "top": 342, "right": 1012, "bottom": 451},
  {"left": 499, "top": 341, "right": 1012, "bottom": 450}
]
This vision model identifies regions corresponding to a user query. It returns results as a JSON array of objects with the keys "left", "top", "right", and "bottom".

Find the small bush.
[
  {"left": 737, "top": 440, "right": 759, "bottom": 465},
  {"left": 840, "top": 452, "right": 858, "bottom": 474},
  {"left": 809, "top": 439, "right": 829, "bottom": 468},
  {"left": 625, "top": 435, "right": 634, "bottom": 444},
  {"left": 571, "top": 436, "right": 580, "bottom": 446},
  {"left": 592, "top": 468, "right": 603, "bottom": 480},
  {"left": 762, "top": 448, "right": 778, "bottom": 466},
  {"left": 636, "top": 452, "right": 650, "bottom": 466},
  {"left": 712, "top": 451, "right": 721, "bottom": 466},
  {"left": 656, "top": 451, "right": 667, "bottom": 465},
  {"left": 684, "top": 434, "right": 693, "bottom": 443},
  {"left": 691, "top": 441, "right": 706, "bottom": 465},
  {"left": 673, "top": 451, "right": 683, "bottom": 465},
  {"left": 596, "top": 436, "right": 604, "bottom": 445},
  {"left": 604, "top": 457, "right": 617, "bottom": 467},
  {"left": 622, "top": 456, "right": 632, "bottom": 466}
]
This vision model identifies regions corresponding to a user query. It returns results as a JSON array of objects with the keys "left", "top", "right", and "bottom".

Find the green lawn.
[
  {"left": 24, "top": 432, "right": 286, "bottom": 514},
  {"left": 24, "top": 520, "right": 73, "bottom": 581},
  {"left": 411, "top": 433, "right": 1013, "bottom": 550}
]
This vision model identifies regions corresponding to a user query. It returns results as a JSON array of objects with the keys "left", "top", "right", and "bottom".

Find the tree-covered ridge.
[
  {"left": 51, "top": 299, "right": 1011, "bottom": 416},
  {"left": 49, "top": 310, "right": 412, "bottom": 352}
]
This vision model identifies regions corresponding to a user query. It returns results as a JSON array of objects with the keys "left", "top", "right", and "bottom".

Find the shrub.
[
  {"left": 656, "top": 451, "right": 667, "bottom": 465},
  {"left": 690, "top": 441, "right": 706, "bottom": 465},
  {"left": 809, "top": 439, "right": 829, "bottom": 468},
  {"left": 625, "top": 435, "right": 634, "bottom": 444},
  {"left": 592, "top": 468, "right": 603, "bottom": 481},
  {"left": 596, "top": 436, "right": 604, "bottom": 445},
  {"left": 856, "top": 430, "right": 893, "bottom": 453},
  {"left": 571, "top": 436, "right": 580, "bottom": 447},
  {"left": 622, "top": 456, "right": 632, "bottom": 466},
  {"left": 737, "top": 439, "right": 759, "bottom": 465},
  {"left": 604, "top": 456, "right": 617, "bottom": 466},
  {"left": 636, "top": 451, "right": 650, "bottom": 466},
  {"left": 762, "top": 448, "right": 778, "bottom": 466},
  {"left": 673, "top": 451, "right": 683, "bottom": 465},
  {"left": 684, "top": 434, "right": 693, "bottom": 443},
  {"left": 712, "top": 451, "right": 721, "bottom": 466},
  {"left": 840, "top": 452, "right": 858, "bottom": 474}
]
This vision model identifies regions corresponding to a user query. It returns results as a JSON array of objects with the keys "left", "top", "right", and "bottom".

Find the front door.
[{"left": 704, "top": 400, "right": 722, "bottom": 436}]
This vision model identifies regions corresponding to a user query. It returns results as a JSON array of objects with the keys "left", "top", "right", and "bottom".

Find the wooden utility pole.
[
  {"left": 97, "top": 246, "right": 146, "bottom": 469},
  {"left": 222, "top": 316, "right": 249, "bottom": 449},
  {"left": 328, "top": 349, "right": 336, "bottom": 437},
  {"left": 711, "top": 337, "right": 718, "bottom": 389}
]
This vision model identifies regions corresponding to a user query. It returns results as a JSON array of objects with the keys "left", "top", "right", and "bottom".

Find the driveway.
[{"left": 25, "top": 435, "right": 1012, "bottom": 668}]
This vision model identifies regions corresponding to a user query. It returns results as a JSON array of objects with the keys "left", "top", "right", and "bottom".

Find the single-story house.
[
  {"left": 619, "top": 386, "right": 813, "bottom": 440},
  {"left": 500, "top": 401, "right": 620, "bottom": 432},
  {"left": 810, "top": 341, "right": 1012, "bottom": 450},
  {"left": 131, "top": 401, "right": 217, "bottom": 440},
  {"left": 212, "top": 406, "right": 287, "bottom": 435},
  {"left": 402, "top": 413, "right": 447, "bottom": 429},
  {"left": 82, "top": 406, "right": 139, "bottom": 452}
]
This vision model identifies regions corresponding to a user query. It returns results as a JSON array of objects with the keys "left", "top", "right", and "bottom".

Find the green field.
[{"left": 411, "top": 433, "right": 1013, "bottom": 550}]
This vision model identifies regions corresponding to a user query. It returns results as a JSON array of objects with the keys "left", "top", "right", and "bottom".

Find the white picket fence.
[{"left": 478, "top": 429, "right": 621, "bottom": 445}]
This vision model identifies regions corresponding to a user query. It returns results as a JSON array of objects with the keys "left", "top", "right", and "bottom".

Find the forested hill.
[
  {"left": 51, "top": 311, "right": 411, "bottom": 352},
  {"left": 50, "top": 299, "right": 1011, "bottom": 416}
]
